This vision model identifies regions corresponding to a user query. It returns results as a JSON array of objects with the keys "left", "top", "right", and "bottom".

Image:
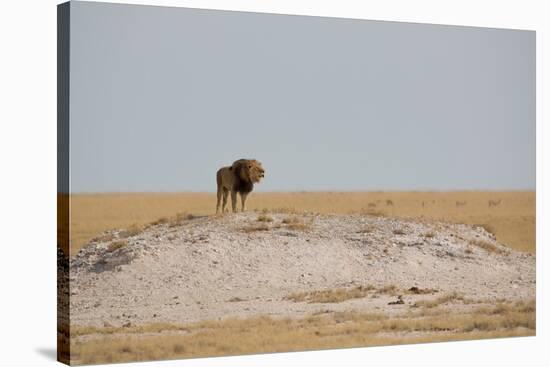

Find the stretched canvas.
[{"left": 58, "top": 1, "right": 536, "bottom": 365}]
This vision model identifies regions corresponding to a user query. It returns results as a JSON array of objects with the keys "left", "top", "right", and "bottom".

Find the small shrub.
[
  {"left": 151, "top": 217, "right": 169, "bottom": 226},
  {"left": 178, "top": 212, "right": 195, "bottom": 220},
  {"left": 119, "top": 224, "right": 142, "bottom": 238},
  {"left": 475, "top": 223, "right": 496, "bottom": 235},
  {"left": 393, "top": 228, "right": 406, "bottom": 235},
  {"left": 282, "top": 216, "right": 300, "bottom": 224},
  {"left": 93, "top": 233, "right": 115, "bottom": 243},
  {"left": 107, "top": 240, "right": 128, "bottom": 252},
  {"left": 357, "top": 225, "right": 375, "bottom": 234},
  {"left": 377, "top": 284, "right": 398, "bottom": 295},
  {"left": 173, "top": 344, "right": 185, "bottom": 354},
  {"left": 227, "top": 297, "right": 246, "bottom": 302},
  {"left": 282, "top": 216, "right": 311, "bottom": 231},
  {"left": 257, "top": 214, "right": 274, "bottom": 222},
  {"left": 470, "top": 239, "right": 505, "bottom": 254},
  {"left": 169, "top": 213, "right": 196, "bottom": 227},
  {"left": 272, "top": 207, "right": 299, "bottom": 214},
  {"left": 242, "top": 224, "right": 270, "bottom": 233},
  {"left": 406, "top": 286, "right": 438, "bottom": 295},
  {"left": 286, "top": 222, "right": 310, "bottom": 231}
]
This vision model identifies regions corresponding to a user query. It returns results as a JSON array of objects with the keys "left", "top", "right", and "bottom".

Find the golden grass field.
[
  {"left": 62, "top": 191, "right": 535, "bottom": 255},
  {"left": 69, "top": 297, "right": 535, "bottom": 365}
]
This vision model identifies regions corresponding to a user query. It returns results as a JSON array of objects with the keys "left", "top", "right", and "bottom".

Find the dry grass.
[
  {"left": 470, "top": 239, "right": 506, "bottom": 254},
  {"left": 285, "top": 285, "right": 376, "bottom": 303},
  {"left": 71, "top": 322, "right": 191, "bottom": 337},
  {"left": 284, "top": 285, "right": 402, "bottom": 304},
  {"left": 361, "top": 209, "right": 388, "bottom": 217},
  {"left": 227, "top": 297, "right": 247, "bottom": 302},
  {"left": 281, "top": 216, "right": 300, "bottom": 224},
  {"left": 285, "top": 222, "right": 311, "bottom": 231},
  {"left": 257, "top": 214, "right": 274, "bottom": 222},
  {"left": 68, "top": 191, "right": 535, "bottom": 255},
  {"left": 241, "top": 224, "right": 270, "bottom": 233},
  {"left": 118, "top": 224, "right": 143, "bottom": 239},
  {"left": 150, "top": 217, "right": 169, "bottom": 226},
  {"left": 405, "top": 286, "right": 438, "bottom": 295},
  {"left": 412, "top": 292, "right": 473, "bottom": 309},
  {"left": 69, "top": 299, "right": 535, "bottom": 365},
  {"left": 356, "top": 225, "right": 375, "bottom": 234},
  {"left": 264, "top": 207, "right": 301, "bottom": 214},
  {"left": 473, "top": 299, "right": 535, "bottom": 316},
  {"left": 168, "top": 212, "right": 196, "bottom": 227},
  {"left": 100, "top": 213, "right": 196, "bottom": 246},
  {"left": 476, "top": 223, "right": 496, "bottom": 235},
  {"left": 376, "top": 284, "right": 398, "bottom": 295},
  {"left": 92, "top": 232, "right": 116, "bottom": 243},
  {"left": 281, "top": 216, "right": 311, "bottom": 231},
  {"left": 107, "top": 240, "right": 128, "bottom": 252}
]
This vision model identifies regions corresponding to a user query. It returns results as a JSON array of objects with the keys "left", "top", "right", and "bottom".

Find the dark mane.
[
  {"left": 232, "top": 163, "right": 254, "bottom": 194},
  {"left": 234, "top": 177, "right": 254, "bottom": 194}
]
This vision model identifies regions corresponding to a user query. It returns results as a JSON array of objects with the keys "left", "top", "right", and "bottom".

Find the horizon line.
[{"left": 62, "top": 189, "right": 536, "bottom": 195}]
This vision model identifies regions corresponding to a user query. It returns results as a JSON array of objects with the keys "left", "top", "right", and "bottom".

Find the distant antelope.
[
  {"left": 456, "top": 201, "right": 467, "bottom": 207},
  {"left": 386, "top": 199, "right": 394, "bottom": 206},
  {"left": 422, "top": 201, "right": 426, "bottom": 208},
  {"left": 488, "top": 199, "right": 502, "bottom": 208}
]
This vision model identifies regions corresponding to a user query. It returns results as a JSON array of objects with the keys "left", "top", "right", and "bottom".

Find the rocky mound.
[{"left": 64, "top": 212, "right": 535, "bottom": 328}]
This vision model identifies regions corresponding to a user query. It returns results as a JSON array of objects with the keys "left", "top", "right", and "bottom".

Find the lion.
[{"left": 216, "top": 159, "right": 265, "bottom": 214}]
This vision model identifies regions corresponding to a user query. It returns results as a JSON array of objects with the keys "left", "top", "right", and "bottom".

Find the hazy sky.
[{"left": 68, "top": 1, "right": 535, "bottom": 193}]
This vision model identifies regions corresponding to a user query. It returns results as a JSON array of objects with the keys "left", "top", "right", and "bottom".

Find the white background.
[{"left": 0, "top": 0, "right": 547, "bottom": 366}]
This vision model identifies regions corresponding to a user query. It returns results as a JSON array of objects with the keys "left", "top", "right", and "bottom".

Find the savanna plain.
[
  {"left": 59, "top": 191, "right": 535, "bottom": 364},
  {"left": 66, "top": 191, "right": 534, "bottom": 254}
]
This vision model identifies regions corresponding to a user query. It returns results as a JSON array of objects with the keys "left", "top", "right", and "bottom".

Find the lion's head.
[{"left": 232, "top": 159, "right": 265, "bottom": 184}]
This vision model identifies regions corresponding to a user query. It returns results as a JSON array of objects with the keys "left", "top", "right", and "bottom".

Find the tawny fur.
[{"left": 216, "top": 159, "right": 265, "bottom": 214}]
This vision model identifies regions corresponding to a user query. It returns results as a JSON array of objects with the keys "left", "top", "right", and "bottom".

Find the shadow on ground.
[{"left": 35, "top": 347, "right": 56, "bottom": 361}]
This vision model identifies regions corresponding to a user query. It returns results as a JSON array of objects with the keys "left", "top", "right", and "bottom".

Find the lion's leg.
[
  {"left": 222, "top": 188, "right": 229, "bottom": 213},
  {"left": 240, "top": 192, "right": 248, "bottom": 212},
  {"left": 231, "top": 190, "right": 238, "bottom": 213},
  {"left": 216, "top": 187, "right": 223, "bottom": 214}
]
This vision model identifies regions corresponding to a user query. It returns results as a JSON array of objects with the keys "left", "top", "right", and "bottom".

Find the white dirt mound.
[{"left": 65, "top": 213, "right": 535, "bottom": 327}]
